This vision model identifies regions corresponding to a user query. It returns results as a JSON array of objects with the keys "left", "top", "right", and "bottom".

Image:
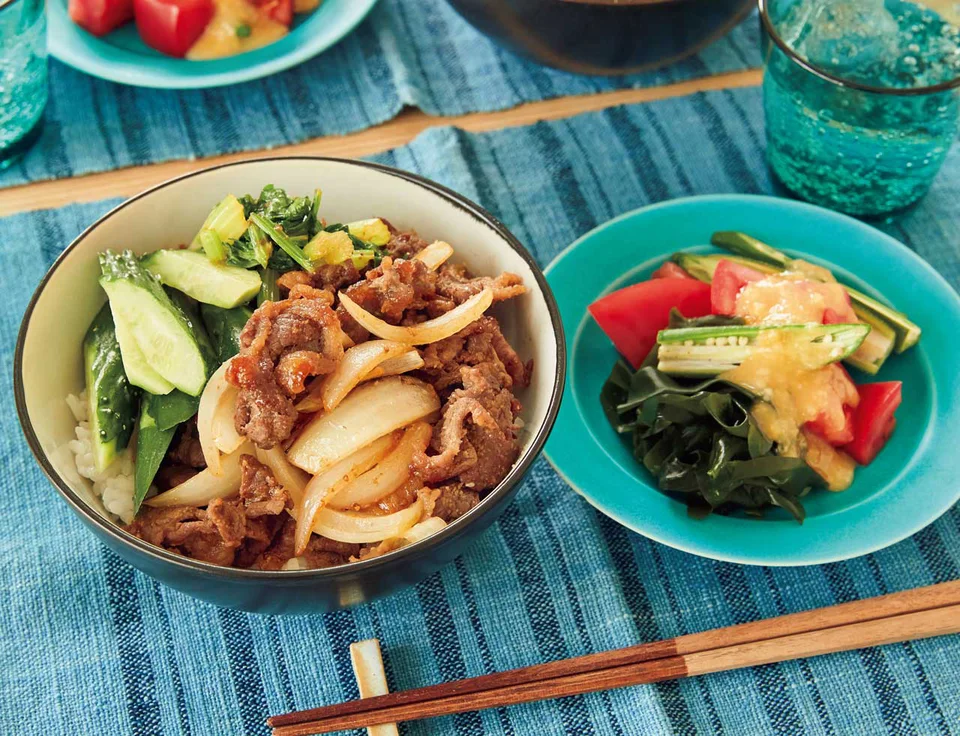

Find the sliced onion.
[
  {"left": 196, "top": 361, "right": 233, "bottom": 476},
  {"left": 414, "top": 241, "right": 454, "bottom": 271},
  {"left": 145, "top": 442, "right": 252, "bottom": 508},
  {"left": 254, "top": 446, "right": 310, "bottom": 507},
  {"left": 296, "top": 346, "right": 424, "bottom": 413},
  {"left": 358, "top": 516, "right": 449, "bottom": 561},
  {"left": 286, "top": 376, "right": 440, "bottom": 475},
  {"left": 338, "top": 288, "right": 493, "bottom": 345},
  {"left": 311, "top": 497, "right": 423, "bottom": 544},
  {"left": 294, "top": 433, "right": 398, "bottom": 555},
  {"left": 366, "top": 350, "right": 424, "bottom": 380},
  {"left": 213, "top": 401, "right": 244, "bottom": 455},
  {"left": 321, "top": 340, "right": 412, "bottom": 412},
  {"left": 400, "top": 516, "right": 447, "bottom": 543},
  {"left": 330, "top": 422, "right": 433, "bottom": 510},
  {"left": 281, "top": 557, "right": 310, "bottom": 571}
]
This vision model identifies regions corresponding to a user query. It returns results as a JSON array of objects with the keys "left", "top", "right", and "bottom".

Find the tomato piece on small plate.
[
  {"left": 710, "top": 259, "right": 766, "bottom": 315},
  {"left": 804, "top": 364, "right": 859, "bottom": 446},
  {"left": 806, "top": 406, "right": 855, "bottom": 446},
  {"left": 842, "top": 382, "right": 903, "bottom": 465},
  {"left": 253, "top": 0, "right": 293, "bottom": 26},
  {"left": 69, "top": 0, "right": 135, "bottom": 36},
  {"left": 588, "top": 279, "right": 712, "bottom": 368},
  {"left": 134, "top": 0, "right": 215, "bottom": 57},
  {"left": 820, "top": 285, "right": 858, "bottom": 324},
  {"left": 651, "top": 262, "right": 693, "bottom": 280}
]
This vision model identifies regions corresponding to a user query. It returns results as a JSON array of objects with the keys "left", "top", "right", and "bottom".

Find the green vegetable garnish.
[
  {"left": 709, "top": 231, "right": 921, "bottom": 353},
  {"left": 258, "top": 268, "right": 279, "bottom": 306},
  {"left": 671, "top": 250, "right": 900, "bottom": 375},
  {"left": 83, "top": 304, "right": 138, "bottom": 473},
  {"left": 656, "top": 323, "right": 871, "bottom": 377},
  {"left": 236, "top": 24, "right": 251, "bottom": 38},
  {"left": 200, "top": 303, "right": 253, "bottom": 363},
  {"left": 199, "top": 230, "right": 227, "bottom": 264},
  {"left": 250, "top": 212, "right": 315, "bottom": 273},
  {"left": 189, "top": 195, "right": 247, "bottom": 250}
]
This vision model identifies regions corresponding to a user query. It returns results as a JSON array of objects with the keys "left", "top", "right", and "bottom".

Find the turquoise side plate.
[
  {"left": 48, "top": 0, "right": 379, "bottom": 89},
  {"left": 544, "top": 194, "right": 960, "bottom": 566}
]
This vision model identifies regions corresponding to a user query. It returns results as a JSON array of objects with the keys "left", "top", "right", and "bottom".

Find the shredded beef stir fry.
[{"left": 125, "top": 222, "right": 531, "bottom": 569}]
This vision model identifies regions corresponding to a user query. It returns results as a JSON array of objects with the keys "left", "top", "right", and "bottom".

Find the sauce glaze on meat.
[{"left": 126, "top": 223, "right": 531, "bottom": 569}]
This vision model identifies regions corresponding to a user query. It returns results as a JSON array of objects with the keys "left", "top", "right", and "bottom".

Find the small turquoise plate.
[
  {"left": 49, "top": 0, "right": 380, "bottom": 89},
  {"left": 545, "top": 194, "right": 960, "bottom": 566}
]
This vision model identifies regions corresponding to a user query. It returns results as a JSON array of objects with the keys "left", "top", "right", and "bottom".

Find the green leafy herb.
[
  {"left": 601, "top": 359, "right": 821, "bottom": 522},
  {"left": 251, "top": 185, "right": 313, "bottom": 239},
  {"left": 235, "top": 23, "right": 252, "bottom": 38},
  {"left": 259, "top": 268, "right": 279, "bottom": 306},
  {"left": 249, "top": 212, "right": 314, "bottom": 272}
]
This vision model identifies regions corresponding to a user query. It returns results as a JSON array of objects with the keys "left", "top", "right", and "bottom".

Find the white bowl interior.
[{"left": 20, "top": 159, "right": 560, "bottom": 524}]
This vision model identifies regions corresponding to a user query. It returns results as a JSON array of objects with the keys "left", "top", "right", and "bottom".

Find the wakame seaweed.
[{"left": 600, "top": 357, "right": 821, "bottom": 522}]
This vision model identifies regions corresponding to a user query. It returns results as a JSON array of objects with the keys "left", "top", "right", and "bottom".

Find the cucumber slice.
[
  {"left": 111, "top": 308, "right": 175, "bottom": 395},
  {"left": 100, "top": 251, "right": 208, "bottom": 397},
  {"left": 846, "top": 315, "right": 895, "bottom": 375},
  {"left": 190, "top": 194, "right": 248, "bottom": 249},
  {"left": 143, "top": 250, "right": 261, "bottom": 309},
  {"left": 673, "top": 250, "right": 913, "bottom": 365},
  {"left": 133, "top": 395, "right": 178, "bottom": 514},
  {"left": 844, "top": 285, "right": 921, "bottom": 353},
  {"left": 709, "top": 231, "right": 921, "bottom": 353},
  {"left": 200, "top": 303, "right": 252, "bottom": 363},
  {"left": 671, "top": 253, "right": 778, "bottom": 283},
  {"left": 83, "top": 304, "right": 138, "bottom": 472},
  {"left": 710, "top": 231, "right": 790, "bottom": 269},
  {"left": 656, "top": 323, "right": 871, "bottom": 376}
]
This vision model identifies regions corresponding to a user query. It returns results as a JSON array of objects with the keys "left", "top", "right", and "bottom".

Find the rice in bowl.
[{"left": 65, "top": 391, "right": 139, "bottom": 524}]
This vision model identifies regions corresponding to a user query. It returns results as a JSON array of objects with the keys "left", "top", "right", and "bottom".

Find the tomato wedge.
[
  {"left": 842, "top": 382, "right": 902, "bottom": 465},
  {"left": 134, "top": 0, "right": 214, "bottom": 57},
  {"left": 589, "top": 279, "right": 712, "bottom": 368},
  {"left": 651, "top": 262, "right": 693, "bottom": 280},
  {"left": 804, "top": 364, "right": 858, "bottom": 446},
  {"left": 69, "top": 0, "right": 134, "bottom": 36},
  {"left": 806, "top": 406, "right": 855, "bottom": 446},
  {"left": 820, "top": 287, "right": 857, "bottom": 324},
  {"left": 253, "top": 0, "right": 293, "bottom": 26},
  {"left": 710, "top": 259, "right": 766, "bottom": 315}
]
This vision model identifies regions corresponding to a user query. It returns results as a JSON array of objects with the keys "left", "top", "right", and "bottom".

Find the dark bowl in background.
[{"left": 444, "top": 0, "right": 754, "bottom": 75}]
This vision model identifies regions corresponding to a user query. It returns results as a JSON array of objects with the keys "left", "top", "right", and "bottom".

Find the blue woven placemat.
[
  {"left": 2, "top": 86, "right": 958, "bottom": 735},
  {"left": 0, "top": 0, "right": 760, "bottom": 190}
]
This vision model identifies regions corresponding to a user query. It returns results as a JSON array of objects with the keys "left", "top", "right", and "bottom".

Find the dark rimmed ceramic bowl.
[
  {"left": 15, "top": 157, "right": 566, "bottom": 615},
  {"left": 444, "top": 0, "right": 754, "bottom": 75}
]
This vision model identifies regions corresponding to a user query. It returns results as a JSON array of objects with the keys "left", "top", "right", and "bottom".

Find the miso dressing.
[
  {"left": 722, "top": 272, "right": 858, "bottom": 491},
  {"left": 186, "top": 0, "right": 288, "bottom": 60}
]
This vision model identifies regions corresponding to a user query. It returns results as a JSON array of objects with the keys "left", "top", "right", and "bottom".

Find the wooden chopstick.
[
  {"left": 273, "top": 602, "right": 960, "bottom": 735},
  {"left": 268, "top": 580, "right": 960, "bottom": 734}
]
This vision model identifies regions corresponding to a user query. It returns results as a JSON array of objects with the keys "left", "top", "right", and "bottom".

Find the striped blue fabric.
[
  {"left": 0, "top": 0, "right": 760, "bottom": 190},
  {"left": 1, "top": 86, "right": 958, "bottom": 736}
]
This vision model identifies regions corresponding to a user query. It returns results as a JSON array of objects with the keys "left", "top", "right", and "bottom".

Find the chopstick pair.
[{"left": 268, "top": 580, "right": 960, "bottom": 736}]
